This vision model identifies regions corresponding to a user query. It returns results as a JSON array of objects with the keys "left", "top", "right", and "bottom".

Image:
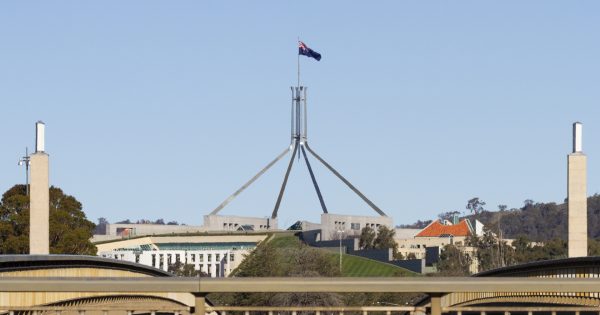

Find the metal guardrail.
[{"left": 2, "top": 277, "right": 600, "bottom": 315}]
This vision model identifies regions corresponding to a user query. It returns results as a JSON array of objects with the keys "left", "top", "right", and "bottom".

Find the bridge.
[
  {"left": 4, "top": 255, "right": 600, "bottom": 314},
  {"left": 4, "top": 277, "right": 600, "bottom": 315}
]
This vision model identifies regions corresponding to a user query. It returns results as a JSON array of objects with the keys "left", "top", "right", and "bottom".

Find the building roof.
[
  {"left": 415, "top": 219, "right": 472, "bottom": 237},
  {"left": 0, "top": 255, "right": 172, "bottom": 277}
]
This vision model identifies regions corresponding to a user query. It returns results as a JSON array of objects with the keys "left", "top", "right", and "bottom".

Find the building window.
[
  {"left": 191, "top": 254, "right": 196, "bottom": 263},
  {"left": 216, "top": 254, "right": 220, "bottom": 262},
  {"left": 135, "top": 254, "right": 140, "bottom": 263},
  {"left": 175, "top": 254, "right": 180, "bottom": 263},
  {"left": 208, "top": 254, "right": 212, "bottom": 262},
  {"left": 151, "top": 254, "right": 156, "bottom": 266},
  {"left": 230, "top": 253, "right": 235, "bottom": 262},
  {"left": 351, "top": 223, "right": 360, "bottom": 230},
  {"left": 199, "top": 254, "right": 204, "bottom": 262}
]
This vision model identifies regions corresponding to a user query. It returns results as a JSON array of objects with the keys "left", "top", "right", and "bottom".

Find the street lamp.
[
  {"left": 337, "top": 229, "right": 344, "bottom": 273},
  {"left": 17, "top": 147, "right": 30, "bottom": 196}
]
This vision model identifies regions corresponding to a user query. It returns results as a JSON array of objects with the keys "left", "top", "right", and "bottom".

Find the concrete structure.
[
  {"left": 95, "top": 234, "right": 267, "bottom": 277},
  {"left": 8, "top": 270, "right": 600, "bottom": 315},
  {"left": 568, "top": 122, "right": 587, "bottom": 258},
  {"left": 203, "top": 214, "right": 276, "bottom": 231},
  {"left": 93, "top": 216, "right": 275, "bottom": 242},
  {"left": 29, "top": 121, "right": 49, "bottom": 255},
  {"left": 208, "top": 82, "right": 389, "bottom": 226},
  {"left": 437, "top": 256, "right": 600, "bottom": 311},
  {"left": 0, "top": 255, "right": 195, "bottom": 312},
  {"left": 319, "top": 213, "right": 393, "bottom": 241},
  {"left": 100, "top": 223, "right": 207, "bottom": 239},
  {"left": 395, "top": 219, "right": 484, "bottom": 273}
]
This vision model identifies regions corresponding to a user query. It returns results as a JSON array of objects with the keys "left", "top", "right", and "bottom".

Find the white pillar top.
[{"left": 35, "top": 121, "right": 45, "bottom": 152}]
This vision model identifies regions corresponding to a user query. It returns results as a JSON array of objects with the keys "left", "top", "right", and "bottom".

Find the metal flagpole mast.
[{"left": 297, "top": 37, "right": 300, "bottom": 88}]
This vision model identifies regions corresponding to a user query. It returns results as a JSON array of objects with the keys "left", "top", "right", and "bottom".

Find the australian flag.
[{"left": 299, "top": 41, "right": 321, "bottom": 61}]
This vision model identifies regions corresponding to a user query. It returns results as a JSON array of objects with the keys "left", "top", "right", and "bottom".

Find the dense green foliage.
[
  {"left": 436, "top": 244, "right": 472, "bottom": 276},
  {"left": 0, "top": 184, "right": 96, "bottom": 255},
  {"left": 211, "top": 234, "right": 419, "bottom": 307},
  {"left": 168, "top": 261, "right": 207, "bottom": 277},
  {"left": 420, "top": 195, "right": 600, "bottom": 274},
  {"left": 464, "top": 195, "right": 600, "bottom": 242},
  {"left": 469, "top": 201, "right": 567, "bottom": 241},
  {"left": 359, "top": 226, "right": 376, "bottom": 249},
  {"left": 219, "top": 234, "right": 342, "bottom": 306},
  {"left": 269, "top": 234, "right": 416, "bottom": 277},
  {"left": 359, "top": 226, "right": 402, "bottom": 259}
]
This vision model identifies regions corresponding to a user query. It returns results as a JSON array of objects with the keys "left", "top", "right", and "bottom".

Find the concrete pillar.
[
  {"left": 29, "top": 150, "right": 49, "bottom": 254},
  {"left": 194, "top": 294, "right": 206, "bottom": 315},
  {"left": 568, "top": 122, "right": 587, "bottom": 258},
  {"left": 430, "top": 293, "right": 442, "bottom": 315}
]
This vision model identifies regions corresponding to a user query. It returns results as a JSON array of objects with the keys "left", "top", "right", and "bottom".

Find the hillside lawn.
[{"left": 266, "top": 233, "right": 418, "bottom": 277}]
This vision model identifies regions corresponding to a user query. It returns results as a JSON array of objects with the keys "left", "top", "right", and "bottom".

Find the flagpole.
[{"left": 297, "top": 37, "right": 300, "bottom": 88}]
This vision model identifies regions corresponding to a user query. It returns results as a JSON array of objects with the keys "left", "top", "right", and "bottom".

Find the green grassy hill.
[{"left": 267, "top": 233, "right": 418, "bottom": 277}]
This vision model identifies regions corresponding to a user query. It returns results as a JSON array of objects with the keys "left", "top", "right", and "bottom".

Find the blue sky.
[{"left": 1, "top": 2, "right": 600, "bottom": 228}]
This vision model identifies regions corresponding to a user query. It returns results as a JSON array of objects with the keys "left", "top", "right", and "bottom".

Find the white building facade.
[
  {"left": 94, "top": 235, "right": 266, "bottom": 278},
  {"left": 99, "top": 248, "right": 250, "bottom": 277}
]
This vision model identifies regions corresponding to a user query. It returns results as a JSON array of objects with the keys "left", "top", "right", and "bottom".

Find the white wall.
[{"left": 98, "top": 248, "right": 251, "bottom": 278}]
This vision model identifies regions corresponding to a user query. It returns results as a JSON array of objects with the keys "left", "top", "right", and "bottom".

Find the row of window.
[
  {"left": 149, "top": 253, "right": 234, "bottom": 265},
  {"left": 333, "top": 221, "right": 383, "bottom": 231}
]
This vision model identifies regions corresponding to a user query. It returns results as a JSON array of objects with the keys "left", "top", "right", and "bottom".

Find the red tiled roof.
[{"left": 415, "top": 219, "right": 472, "bottom": 237}]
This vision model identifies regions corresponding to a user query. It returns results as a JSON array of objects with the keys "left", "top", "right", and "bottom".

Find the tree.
[
  {"left": 470, "top": 226, "right": 515, "bottom": 272},
  {"left": 168, "top": 261, "right": 207, "bottom": 277},
  {"left": 373, "top": 226, "right": 401, "bottom": 259},
  {"left": 436, "top": 244, "right": 472, "bottom": 276},
  {"left": 466, "top": 197, "right": 486, "bottom": 215},
  {"left": 220, "top": 238, "right": 341, "bottom": 307},
  {"left": 498, "top": 204, "right": 508, "bottom": 212},
  {"left": 0, "top": 184, "right": 96, "bottom": 255},
  {"left": 523, "top": 199, "right": 535, "bottom": 207},
  {"left": 512, "top": 235, "right": 532, "bottom": 262},
  {"left": 589, "top": 239, "right": 600, "bottom": 256},
  {"left": 359, "top": 226, "right": 376, "bottom": 249}
]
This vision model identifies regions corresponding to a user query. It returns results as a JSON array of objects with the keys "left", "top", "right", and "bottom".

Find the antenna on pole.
[{"left": 18, "top": 147, "right": 30, "bottom": 196}]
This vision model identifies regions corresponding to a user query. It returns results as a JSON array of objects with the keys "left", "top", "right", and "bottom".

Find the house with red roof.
[
  {"left": 415, "top": 219, "right": 473, "bottom": 238},
  {"left": 395, "top": 218, "right": 484, "bottom": 273}
]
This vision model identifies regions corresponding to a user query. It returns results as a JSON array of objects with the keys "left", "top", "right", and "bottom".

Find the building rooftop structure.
[{"left": 415, "top": 219, "right": 473, "bottom": 238}]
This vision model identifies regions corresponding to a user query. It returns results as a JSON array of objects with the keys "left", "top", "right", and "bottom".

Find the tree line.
[
  {"left": 209, "top": 235, "right": 421, "bottom": 307},
  {"left": 0, "top": 185, "right": 96, "bottom": 255}
]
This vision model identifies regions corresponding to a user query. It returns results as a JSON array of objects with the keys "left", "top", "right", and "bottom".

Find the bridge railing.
[{"left": 3, "top": 277, "right": 600, "bottom": 315}]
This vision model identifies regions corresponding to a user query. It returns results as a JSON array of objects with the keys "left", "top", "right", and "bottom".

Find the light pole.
[
  {"left": 17, "top": 147, "right": 30, "bottom": 196},
  {"left": 337, "top": 229, "right": 344, "bottom": 273}
]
